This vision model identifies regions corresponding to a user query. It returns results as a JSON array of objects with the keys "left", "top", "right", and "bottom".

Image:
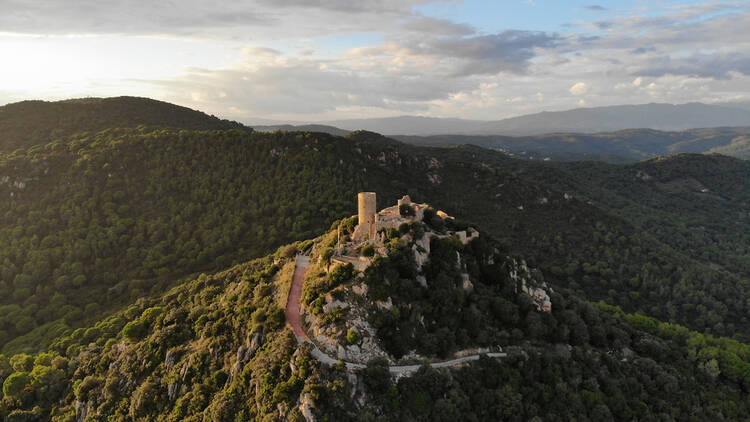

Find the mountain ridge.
[
  {"left": 316, "top": 102, "right": 750, "bottom": 136},
  {"left": 0, "top": 96, "right": 248, "bottom": 153}
]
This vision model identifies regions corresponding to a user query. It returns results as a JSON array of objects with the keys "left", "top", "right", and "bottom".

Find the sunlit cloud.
[{"left": 0, "top": 0, "right": 749, "bottom": 121}]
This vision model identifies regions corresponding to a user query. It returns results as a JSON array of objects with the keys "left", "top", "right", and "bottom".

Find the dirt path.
[
  {"left": 285, "top": 255, "right": 310, "bottom": 341},
  {"left": 284, "top": 255, "right": 506, "bottom": 374}
]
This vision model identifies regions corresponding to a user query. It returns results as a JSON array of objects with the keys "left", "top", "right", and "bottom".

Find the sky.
[{"left": 0, "top": 0, "right": 749, "bottom": 122}]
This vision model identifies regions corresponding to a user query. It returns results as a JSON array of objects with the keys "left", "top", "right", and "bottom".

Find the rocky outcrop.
[
  {"left": 299, "top": 393, "right": 316, "bottom": 422},
  {"left": 510, "top": 259, "right": 552, "bottom": 312}
]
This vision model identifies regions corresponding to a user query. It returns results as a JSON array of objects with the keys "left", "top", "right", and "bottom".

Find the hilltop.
[
  {"left": 3, "top": 195, "right": 750, "bottom": 420},
  {"left": 0, "top": 96, "right": 247, "bottom": 153},
  {"left": 1, "top": 96, "right": 750, "bottom": 419}
]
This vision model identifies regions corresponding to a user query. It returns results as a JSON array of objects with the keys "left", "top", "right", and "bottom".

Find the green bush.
[
  {"left": 399, "top": 204, "right": 415, "bottom": 217},
  {"left": 281, "top": 245, "right": 299, "bottom": 258},
  {"left": 121, "top": 320, "right": 147, "bottom": 341},
  {"left": 2, "top": 372, "right": 30, "bottom": 397},
  {"left": 361, "top": 244, "right": 375, "bottom": 257},
  {"left": 10, "top": 354, "right": 33, "bottom": 372},
  {"left": 346, "top": 329, "right": 361, "bottom": 345}
]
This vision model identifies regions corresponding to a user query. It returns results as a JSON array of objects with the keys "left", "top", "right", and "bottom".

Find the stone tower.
[{"left": 357, "top": 192, "right": 377, "bottom": 240}]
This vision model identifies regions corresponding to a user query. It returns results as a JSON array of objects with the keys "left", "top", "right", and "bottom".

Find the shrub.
[
  {"left": 361, "top": 244, "right": 375, "bottom": 257},
  {"left": 399, "top": 204, "right": 415, "bottom": 217},
  {"left": 10, "top": 354, "right": 33, "bottom": 372},
  {"left": 121, "top": 320, "right": 147, "bottom": 341},
  {"left": 281, "top": 245, "right": 298, "bottom": 259},
  {"left": 74, "top": 376, "right": 104, "bottom": 401},
  {"left": 3, "top": 372, "right": 30, "bottom": 397},
  {"left": 141, "top": 306, "right": 165, "bottom": 324},
  {"left": 33, "top": 353, "right": 56, "bottom": 367},
  {"left": 346, "top": 329, "right": 361, "bottom": 345}
]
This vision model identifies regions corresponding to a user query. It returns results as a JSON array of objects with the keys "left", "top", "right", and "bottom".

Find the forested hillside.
[
  {"left": 3, "top": 222, "right": 750, "bottom": 420},
  {"left": 0, "top": 128, "right": 388, "bottom": 352},
  {"left": 1, "top": 97, "right": 750, "bottom": 420},
  {"left": 0, "top": 97, "right": 246, "bottom": 153},
  {"left": 2, "top": 122, "right": 750, "bottom": 356}
]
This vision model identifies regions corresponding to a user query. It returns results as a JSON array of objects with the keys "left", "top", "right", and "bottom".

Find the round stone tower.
[{"left": 358, "top": 192, "right": 377, "bottom": 226}]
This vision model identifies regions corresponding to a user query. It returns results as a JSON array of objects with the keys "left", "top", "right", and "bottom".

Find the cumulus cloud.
[
  {"left": 152, "top": 57, "right": 475, "bottom": 116},
  {"left": 569, "top": 82, "right": 589, "bottom": 95},
  {"left": 350, "top": 30, "right": 561, "bottom": 77},
  {"left": 3, "top": 0, "right": 750, "bottom": 120}
]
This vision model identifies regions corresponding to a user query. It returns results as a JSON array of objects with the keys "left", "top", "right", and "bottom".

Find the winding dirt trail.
[
  {"left": 284, "top": 255, "right": 506, "bottom": 374},
  {"left": 285, "top": 255, "right": 310, "bottom": 341}
]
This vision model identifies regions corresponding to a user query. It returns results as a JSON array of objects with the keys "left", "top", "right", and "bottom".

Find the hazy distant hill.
[
  {"left": 480, "top": 103, "right": 750, "bottom": 135},
  {"left": 323, "top": 115, "right": 482, "bottom": 136},
  {"left": 319, "top": 102, "right": 750, "bottom": 136},
  {"left": 0, "top": 96, "right": 246, "bottom": 153},
  {"left": 395, "top": 126, "right": 750, "bottom": 161},
  {"left": 251, "top": 123, "right": 351, "bottom": 136}
]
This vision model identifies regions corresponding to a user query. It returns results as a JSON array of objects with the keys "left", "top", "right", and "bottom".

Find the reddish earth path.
[{"left": 285, "top": 255, "right": 310, "bottom": 340}]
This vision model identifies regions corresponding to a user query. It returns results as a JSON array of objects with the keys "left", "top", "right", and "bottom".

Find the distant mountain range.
[
  {"left": 395, "top": 126, "right": 750, "bottom": 161},
  {"left": 274, "top": 102, "right": 750, "bottom": 136},
  {"left": 251, "top": 123, "right": 350, "bottom": 137}
]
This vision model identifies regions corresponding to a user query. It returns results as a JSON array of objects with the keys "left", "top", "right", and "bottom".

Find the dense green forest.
[
  {"left": 2, "top": 123, "right": 750, "bottom": 355},
  {"left": 0, "top": 128, "right": 393, "bottom": 352},
  {"left": 0, "top": 97, "right": 245, "bottom": 153},
  {"left": 2, "top": 97, "right": 750, "bottom": 420},
  {"left": 3, "top": 227, "right": 750, "bottom": 420}
]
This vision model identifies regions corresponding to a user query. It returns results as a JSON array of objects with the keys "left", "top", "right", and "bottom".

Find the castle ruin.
[
  {"left": 354, "top": 192, "right": 377, "bottom": 241},
  {"left": 330, "top": 192, "right": 479, "bottom": 272}
]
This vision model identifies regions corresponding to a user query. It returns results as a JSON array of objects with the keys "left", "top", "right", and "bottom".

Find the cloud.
[
  {"left": 241, "top": 47, "right": 282, "bottom": 57},
  {"left": 400, "top": 17, "right": 475, "bottom": 36},
  {"left": 637, "top": 52, "right": 750, "bottom": 80},
  {"left": 0, "top": 0, "right": 442, "bottom": 37},
  {"left": 3, "top": 0, "right": 750, "bottom": 121},
  {"left": 631, "top": 47, "right": 657, "bottom": 55},
  {"left": 569, "top": 82, "right": 589, "bottom": 95},
  {"left": 152, "top": 56, "right": 475, "bottom": 116},
  {"left": 352, "top": 30, "right": 562, "bottom": 77}
]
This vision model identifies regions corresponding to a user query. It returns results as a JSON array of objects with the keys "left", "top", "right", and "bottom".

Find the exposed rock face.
[
  {"left": 352, "top": 283, "right": 368, "bottom": 295},
  {"left": 509, "top": 259, "right": 552, "bottom": 312},
  {"left": 323, "top": 299, "right": 348, "bottom": 313},
  {"left": 461, "top": 273, "right": 473, "bottom": 292},
  {"left": 306, "top": 289, "right": 393, "bottom": 364},
  {"left": 375, "top": 297, "right": 393, "bottom": 310},
  {"left": 299, "top": 393, "right": 316, "bottom": 422},
  {"left": 412, "top": 232, "right": 434, "bottom": 270}
]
